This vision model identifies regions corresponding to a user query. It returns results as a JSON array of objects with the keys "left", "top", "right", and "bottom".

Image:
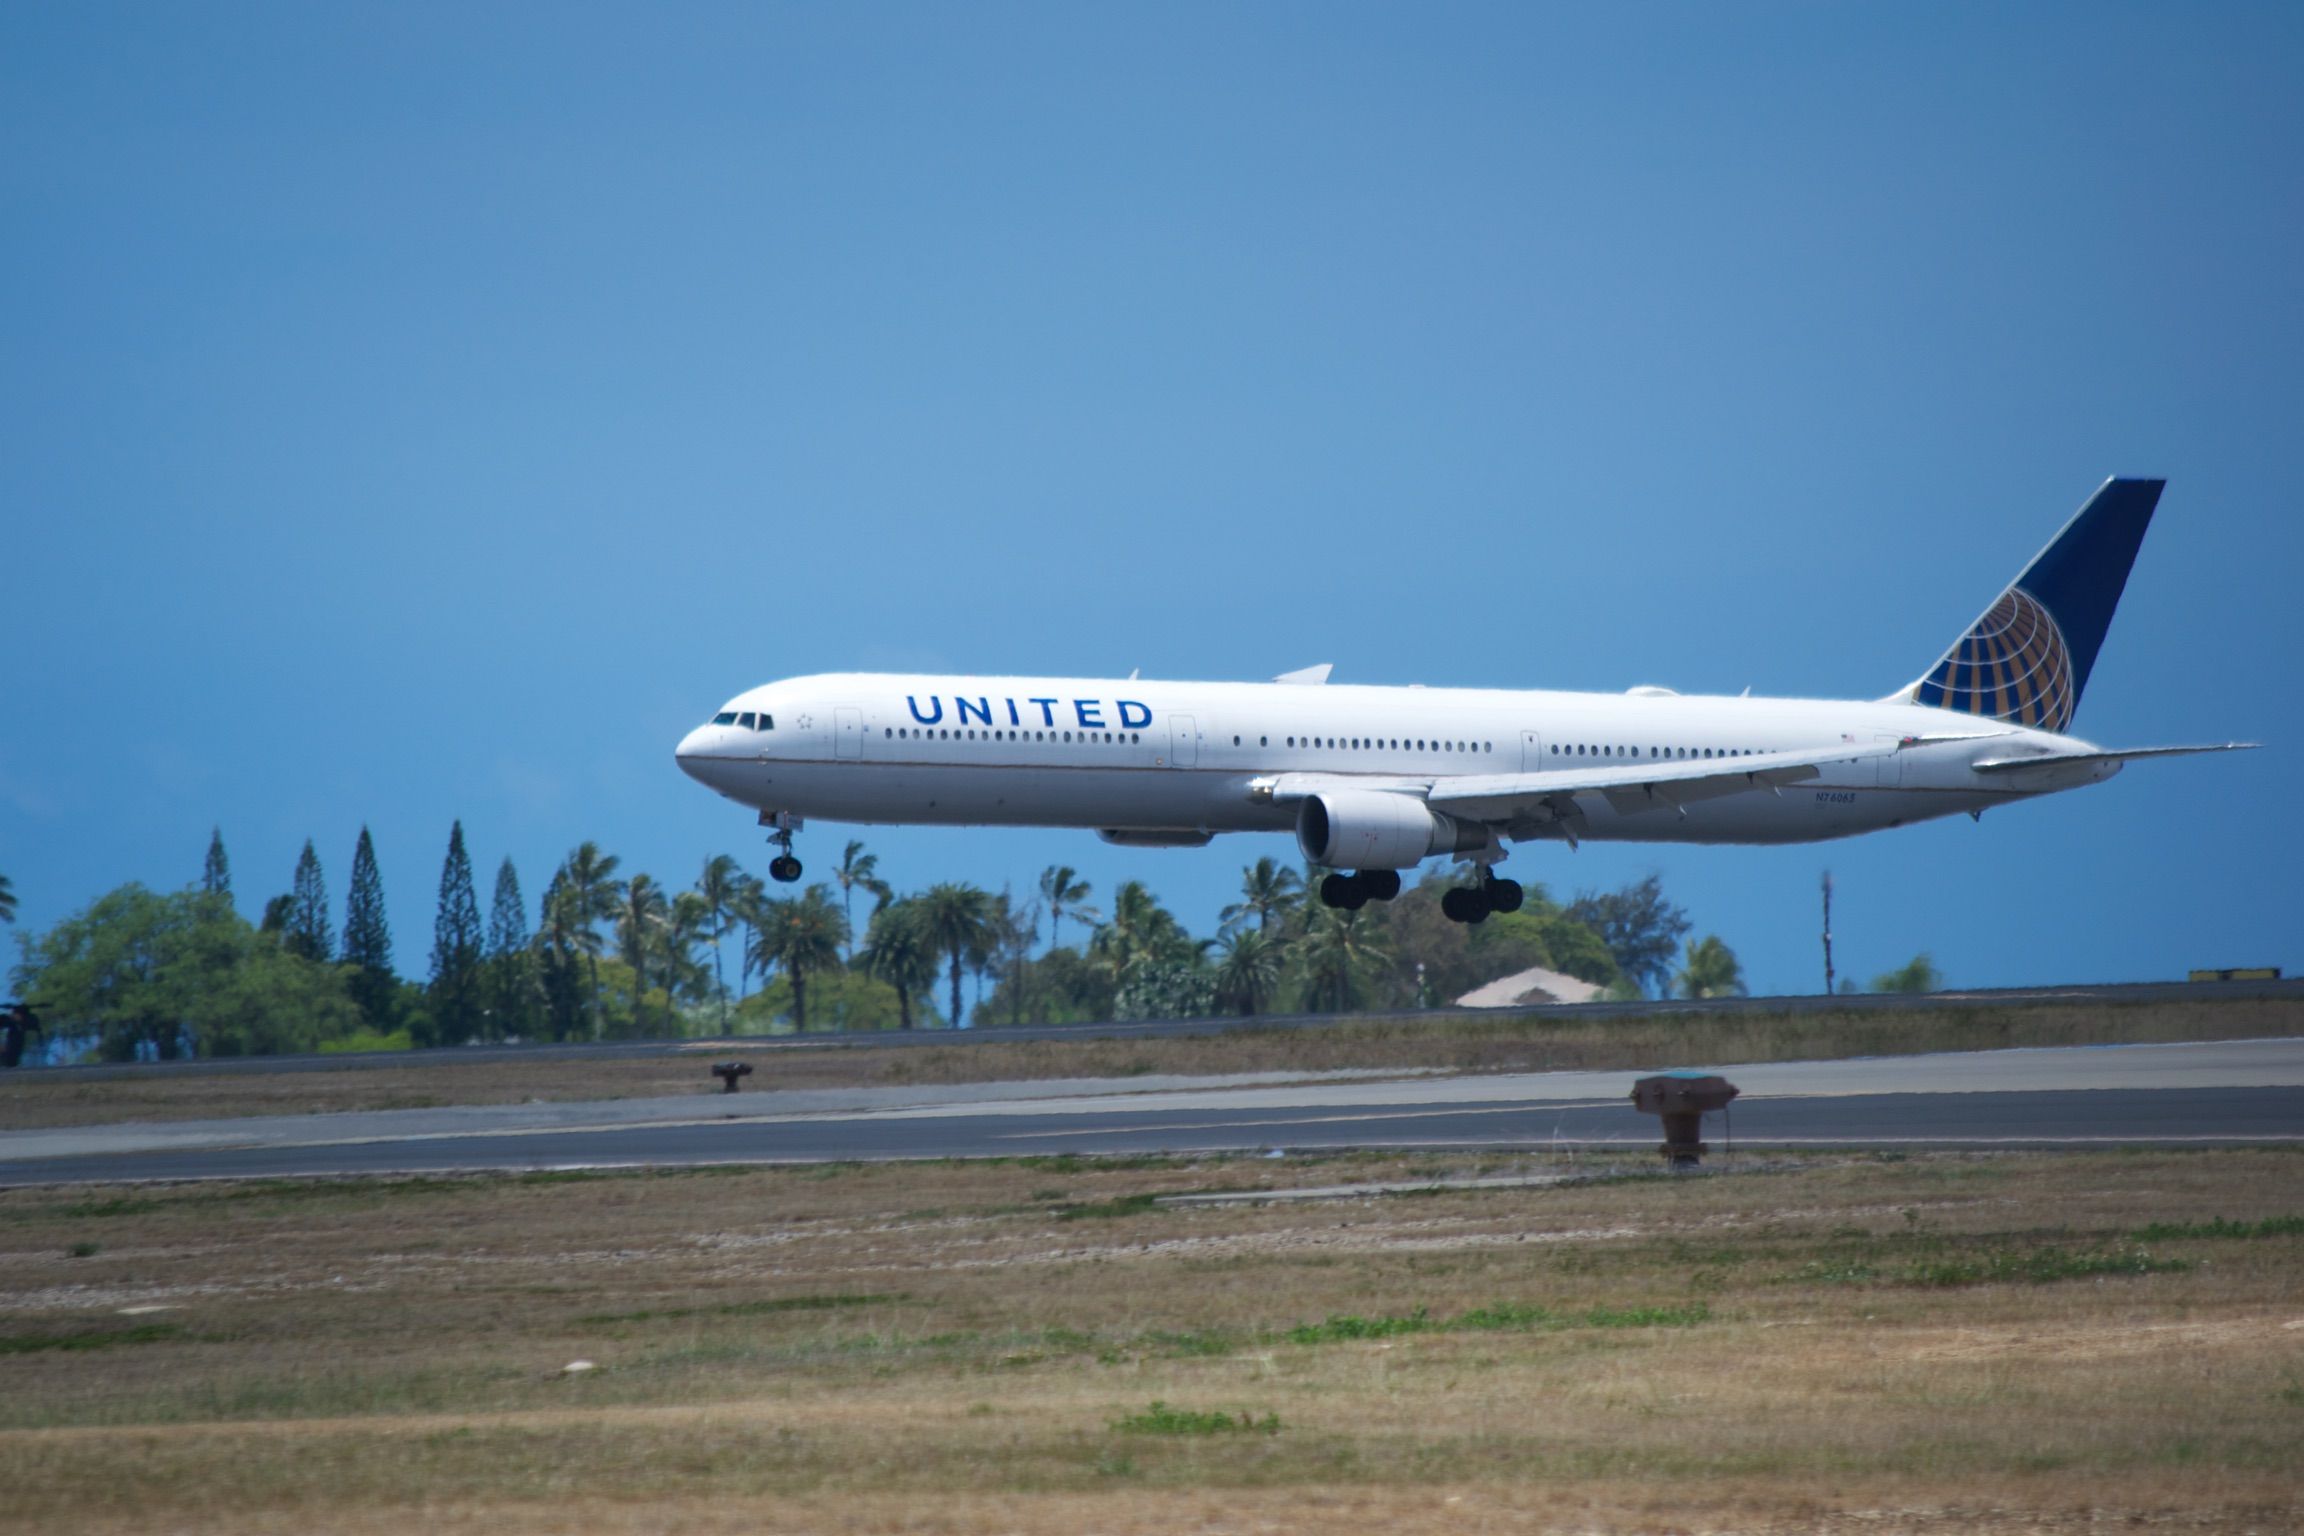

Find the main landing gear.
[
  {"left": 762, "top": 811, "right": 804, "bottom": 883},
  {"left": 1440, "top": 871, "right": 1522, "bottom": 926},
  {"left": 1317, "top": 868, "right": 1401, "bottom": 912}
]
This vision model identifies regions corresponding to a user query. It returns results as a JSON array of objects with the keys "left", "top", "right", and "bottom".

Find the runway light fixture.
[
  {"left": 1629, "top": 1072, "right": 1740, "bottom": 1170},
  {"left": 712, "top": 1061, "right": 755, "bottom": 1094}
]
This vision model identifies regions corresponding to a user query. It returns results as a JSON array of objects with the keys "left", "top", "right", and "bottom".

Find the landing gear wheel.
[
  {"left": 1485, "top": 877, "right": 1524, "bottom": 915},
  {"left": 1358, "top": 869, "right": 1402, "bottom": 902},
  {"left": 769, "top": 855, "right": 803, "bottom": 883},
  {"left": 1319, "top": 872, "right": 1368, "bottom": 911},
  {"left": 1441, "top": 885, "right": 1492, "bottom": 925}
]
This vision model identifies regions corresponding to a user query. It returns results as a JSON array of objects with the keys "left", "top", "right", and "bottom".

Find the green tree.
[
  {"left": 832, "top": 840, "right": 892, "bottom": 961},
  {"left": 1566, "top": 875, "right": 1691, "bottom": 998},
  {"left": 1220, "top": 857, "right": 1303, "bottom": 936},
  {"left": 748, "top": 885, "right": 848, "bottom": 1031},
  {"left": 531, "top": 867, "right": 589, "bottom": 1041},
  {"left": 661, "top": 891, "right": 715, "bottom": 1016},
  {"left": 918, "top": 882, "right": 995, "bottom": 1029},
  {"left": 1037, "top": 865, "right": 1098, "bottom": 950},
  {"left": 428, "top": 821, "right": 485, "bottom": 1045},
  {"left": 1295, "top": 903, "right": 1391, "bottom": 1014},
  {"left": 1213, "top": 929, "right": 1282, "bottom": 1017},
  {"left": 694, "top": 853, "right": 746, "bottom": 1026},
  {"left": 1090, "top": 880, "right": 1201, "bottom": 989},
  {"left": 982, "top": 887, "right": 1039, "bottom": 1028},
  {"left": 486, "top": 856, "right": 537, "bottom": 1041},
  {"left": 201, "top": 829, "right": 230, "bottom": 899},
  {"left": 613, "top": 874, "right": 671, "bottom": 1034},
  {"left": 1871, "top": 954, "right": 1943, "bottom": 994},
  {"left": 341, "top": 826, "right": 396, "bottom": 1031},
  {"left": 559, "top": 841, "right": 626, "bottom": 1036},
  {"left": 1674, "top": 934, "right": 1747, "bottom": 999},
  {"left": 15, "top": 884, "right": 358, "bottom": 1059},
  {"left": 285, "top": 840, "right": 332, "bottom": 963},
  {"left": 857, "top": 898, "right": 940, "bottom": 1030}
]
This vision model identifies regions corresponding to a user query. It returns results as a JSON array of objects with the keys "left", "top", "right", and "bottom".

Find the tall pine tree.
[
  {"left": 342, "top": 827, "right": 397, "bottom": 1031},
  {"left": 286, "top": 840, "right": 332, "bottom": 962},
  {"left": 429, "top": 821, "right": 485, "bottom": 1045},
  {"left": 202, "top": 827, "right": 231, "bottom": 899},
  {"left": 486, "top": 856, "right": 536, "bottom": 1041}
]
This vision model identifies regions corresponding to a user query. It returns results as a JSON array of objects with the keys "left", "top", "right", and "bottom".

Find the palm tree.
[
  {"left": 615, "top": 874, "right": 670, "bottom": 1032},
  {"left": 661, "top": 891, "right": 715, "bottom": 1018},
  {"left": 857, "top": 898, "right": 940, "bottom": 1029},
  {"left": 1220, "top": 857, "right": 1303, "bottom": 937},
  {"left": 694, "top": 854, "right": 746, "bottom": 1026},
  {"left": 916, "top": 882, "right": 995, "bottom": 1030},
  {"left": 1295, "top": 903, "right": 1391, "bottom": 1014},
  {"left": 1674, "top": 935, "right": 1747, "bottom": 1000},
  {"left": 1091, "top": 880, "right": 1194, "bottom": 981},
  {"left": 832, "top": 841, "right": 892, "bottom": 961},
  {"left": 0, "top": 873, "right": 14, "bottom": 925},
  {"left": 749, "top": 885, "right": 849, "bottom": 1031},
  {"left": 1214, "top": 928, "right": 1282, "bottom": 1017},
  {"left": 560, "top": 842, "right": 626, "bottom": 1036},
  {"left": 1037, "top": 865, "right": 1098, "bottom": 950},
  {"left": 728, "top": 874, "right": 767, "bottom": 1001},
  {"left": 986, "top": 887, "right": 1039, "bottom": 1027}
]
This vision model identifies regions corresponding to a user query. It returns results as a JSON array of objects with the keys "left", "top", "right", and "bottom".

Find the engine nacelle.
[{"left": 1295, "top": 790, "right": 1487, "bottom": 869}]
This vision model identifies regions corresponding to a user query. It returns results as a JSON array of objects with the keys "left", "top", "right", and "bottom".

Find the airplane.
[{"left": 675, "top": 478, "right": 2254, "bottom": 925}]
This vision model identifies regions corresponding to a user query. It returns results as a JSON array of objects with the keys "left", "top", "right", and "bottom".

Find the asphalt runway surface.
[{"left": 3, "top": 1038, "right": 2297, "bottom": 1186}]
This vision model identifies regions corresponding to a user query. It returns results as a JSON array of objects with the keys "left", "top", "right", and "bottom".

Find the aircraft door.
[
  {"left": 834, "top": 707, "right": 864, "bottom": 760},
  {"left": 1521, "top": 730, "right": 1544, "bottom": 771},
  {"left": 1169, "top": 714, "right": 1199, "bottom": 768}
]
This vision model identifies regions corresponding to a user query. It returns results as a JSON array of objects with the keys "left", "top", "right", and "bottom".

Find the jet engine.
[{"left": 1295, "top": 790, "right": 1488, "bottom": 869}]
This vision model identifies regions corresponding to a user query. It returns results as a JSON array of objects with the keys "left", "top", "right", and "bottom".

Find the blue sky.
[{"left": 5, "top": 3, "right": 2299, "bottom": 999}]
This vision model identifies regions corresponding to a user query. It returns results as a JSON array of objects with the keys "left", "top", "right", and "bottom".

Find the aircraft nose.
[{"left": 675, "top": 725, "right": 714, "bottom": 779}]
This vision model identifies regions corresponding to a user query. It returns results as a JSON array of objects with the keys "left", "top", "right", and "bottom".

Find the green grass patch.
[
  {"left": 2131, "top": 1215, "right": 2304, "bottom": 1242},
  {"left": 1796, "top": 1244, "right": 2187, "bottom": 1288},
  {"left": 1111, "top": 1400, "right": 1280, "bottom": 1436},
  {"left": 0, "top": 1323, "right": 183, "bottom": 1355},
  {"left": 578, "top": 1292, "right": 907, "bottom": 1327},
  {"left": 1287, "top": 1300, "right": 1709, "bottom": 1345}
]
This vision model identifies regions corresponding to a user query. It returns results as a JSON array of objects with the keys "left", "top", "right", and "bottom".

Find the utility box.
[{"left": 1629, "top": 1072, "right": 1739, "bottom": 1169}]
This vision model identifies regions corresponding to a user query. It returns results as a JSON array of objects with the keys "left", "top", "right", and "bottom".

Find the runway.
[{"left": 3, "top": 1037, "right": 2297, "bottom": 1186}]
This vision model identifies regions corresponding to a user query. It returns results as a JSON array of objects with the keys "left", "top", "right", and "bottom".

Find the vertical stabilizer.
[{"left": 1901, "top": 477, "right": 2163, "bottom": 731}]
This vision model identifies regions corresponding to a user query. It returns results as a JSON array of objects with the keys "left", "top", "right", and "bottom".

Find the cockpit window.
[
  {"left": 759, "top": 714, "right": 773, "bottom": 730},
  {"left": 712, "top": 711, "right": 738, "bottom": 725},
  {"left": 739, "top": 712, "right": 757, "bottom": 729}
]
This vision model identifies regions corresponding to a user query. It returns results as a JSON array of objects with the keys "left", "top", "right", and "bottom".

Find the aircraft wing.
[
  {"left": 1254, "top": 738, "right": 1903, "bottom": 839},
  {"left": 1425, "top": 739, "right": 1901, "bottom": 827},
  {"left": 1969, "top": 742, "right": 2260, "bottom": 772}
]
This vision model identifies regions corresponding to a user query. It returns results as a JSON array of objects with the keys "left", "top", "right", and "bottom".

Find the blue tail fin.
[{"left": 1902, "top": 477, "right": 2163, "bottom": 732}]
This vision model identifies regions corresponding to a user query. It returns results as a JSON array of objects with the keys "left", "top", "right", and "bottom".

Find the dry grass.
[
  {"left": 1, "top": 1148, "right": 2300, "bottom": 1532},
  {"left": 4, "top": 994, "right": 2297, "bottom": 1131}
]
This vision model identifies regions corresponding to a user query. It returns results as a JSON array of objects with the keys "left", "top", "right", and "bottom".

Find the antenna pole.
[{"left": 1820, "top": 870, "right": 1836, "bottom": 996}]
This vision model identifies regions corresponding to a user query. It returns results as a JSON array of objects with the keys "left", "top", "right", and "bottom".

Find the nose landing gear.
[{"left": 761, "top": 811, "right": 805, "bottom": 883}]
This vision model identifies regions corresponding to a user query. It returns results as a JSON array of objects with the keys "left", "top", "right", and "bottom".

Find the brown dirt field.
[
  {"left": 3, "top": 993, "right": 2296, "bottom": 1131},
  {"left": 1, "top": 1148, "right": 2299, "bottom": 1532}
]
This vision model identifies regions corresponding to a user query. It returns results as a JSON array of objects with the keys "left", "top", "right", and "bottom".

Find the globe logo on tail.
[{"left": 1912, "top": 586, "right": 2076, "bottom": 732}]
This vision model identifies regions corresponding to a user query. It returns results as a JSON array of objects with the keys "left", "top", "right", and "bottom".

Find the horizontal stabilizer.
[{"left": 1969, "top": 742, "right": 2260, "bottom": 773}]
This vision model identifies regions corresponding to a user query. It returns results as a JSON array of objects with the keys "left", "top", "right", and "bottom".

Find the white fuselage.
[{"left": 673, "top": 672, "right": 2123, "bottom": 856}]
